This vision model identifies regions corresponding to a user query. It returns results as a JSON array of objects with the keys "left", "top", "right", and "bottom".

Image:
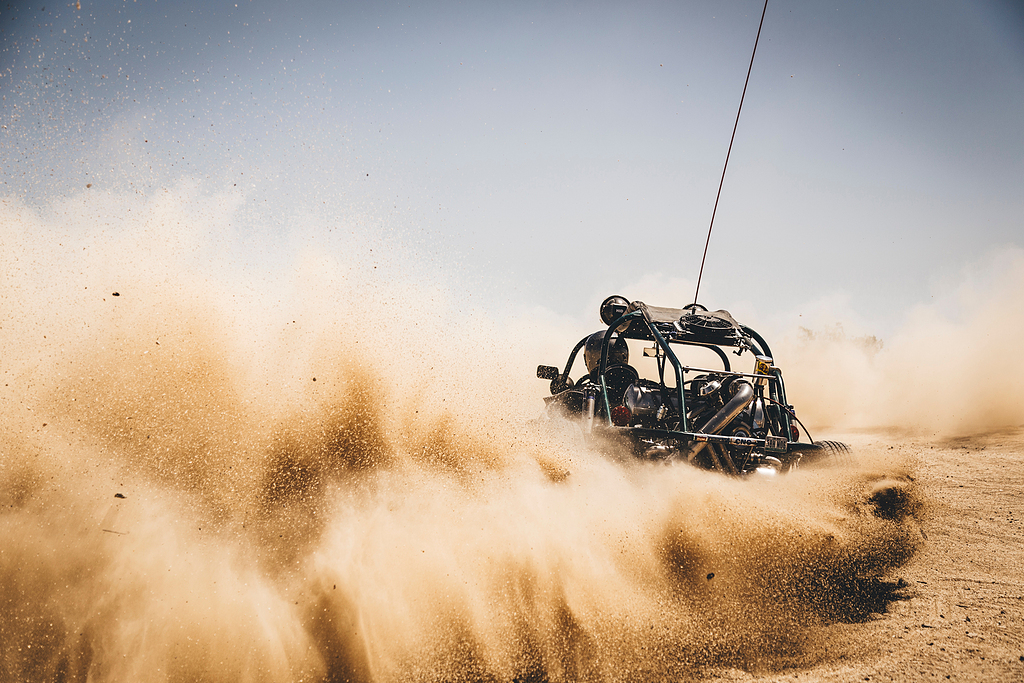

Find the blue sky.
[{"left": 2, "top": 0, "right": 1021, "bottom": 333}]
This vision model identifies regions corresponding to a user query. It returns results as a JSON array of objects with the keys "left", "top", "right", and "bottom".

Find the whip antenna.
[{"left": 693, "top": 0, "right": 769, "bottom": 305}]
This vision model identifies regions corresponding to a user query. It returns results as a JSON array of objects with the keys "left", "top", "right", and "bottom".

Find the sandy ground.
[{"left": 717, "top": 429, "right": 1024, "bottom": 683}]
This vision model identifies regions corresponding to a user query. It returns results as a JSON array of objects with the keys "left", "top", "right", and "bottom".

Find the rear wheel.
[{"left": 796, "top": 440, "right": 852, "bottom": 468}]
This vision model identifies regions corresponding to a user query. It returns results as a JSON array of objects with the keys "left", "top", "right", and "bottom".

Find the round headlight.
[{"left": 599, "top": 295, "right": 630, "bottom": 325}]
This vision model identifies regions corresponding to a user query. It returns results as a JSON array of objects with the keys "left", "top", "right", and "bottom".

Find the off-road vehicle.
[{"left": 536, "top": 296, "right": 847, "bottom": 475}]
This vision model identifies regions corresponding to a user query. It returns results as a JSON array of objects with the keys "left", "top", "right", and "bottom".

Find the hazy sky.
[{"left": 2, "top": 0, "right": 1022, "bottom": 332}]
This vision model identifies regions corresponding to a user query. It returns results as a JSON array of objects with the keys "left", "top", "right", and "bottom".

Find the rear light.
[
  {"left": 611, "top": 405, "right": 631, "bottom": 427},
  {"left": 791, "top": 423, "right": 800, "bottom": 441}
]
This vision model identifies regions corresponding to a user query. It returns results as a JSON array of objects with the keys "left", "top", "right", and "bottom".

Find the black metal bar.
[
  {"left": 604, "top": 426, "right": 786, "bottom": 451},
  {"left": 643, "top": 316, "right": 690, "bottom": 431},
  {"left": 741, "top": 325, "right": 773, "bottom": 359},
  {"left": 598, "top": 310, "right": 643, "bottom": 423},
  {"left": 773, "top": 366, "right": 793, "bottom": 440},
  {"left": 560, "top": 336, "right": 590, "bottom": 382},
  {"left": 677, "top": 365, "right": 773, "bottom": 380}
]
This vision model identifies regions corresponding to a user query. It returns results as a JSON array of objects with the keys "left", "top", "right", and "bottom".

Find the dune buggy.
[{"left": 536, "top": 296, "right": 847, "bottom": 475}]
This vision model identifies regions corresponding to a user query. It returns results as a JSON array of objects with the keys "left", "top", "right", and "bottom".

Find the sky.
[{"left": 1, "top": 0, "right": 1022, "bottom": 335}]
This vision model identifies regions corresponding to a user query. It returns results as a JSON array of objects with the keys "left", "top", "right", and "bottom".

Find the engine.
[{"left": 620, "top": 374, "right": 769, "bottom": 469}]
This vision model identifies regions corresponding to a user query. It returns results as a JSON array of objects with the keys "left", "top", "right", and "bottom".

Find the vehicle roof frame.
[{"left": 593, "top": 303, "right": 791, "bottom": 438}]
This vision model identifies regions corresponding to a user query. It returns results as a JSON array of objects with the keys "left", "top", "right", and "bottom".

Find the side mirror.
[{"left": 536, "top": 365, "right": 559, "bottom": 380}]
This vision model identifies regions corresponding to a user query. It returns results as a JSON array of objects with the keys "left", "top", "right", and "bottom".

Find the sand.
[
  {"left": 2, "top": 196, "right": 1023, "bottom": 681},
  {"left": 712, "top": 430, "right": 1024, "bottom": 683}
]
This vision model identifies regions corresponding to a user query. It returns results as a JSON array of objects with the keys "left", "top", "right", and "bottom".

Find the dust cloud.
[
  {"left": 3, "top": 191, "right": 925, "bottom": 682},
  {"left": 778, "top": 247, "right": 1024, "bottom": 437}
]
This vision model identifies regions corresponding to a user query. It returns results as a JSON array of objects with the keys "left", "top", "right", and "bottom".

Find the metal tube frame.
[{"left": 589, "top": 309, "right": 798, "bottom": 450}]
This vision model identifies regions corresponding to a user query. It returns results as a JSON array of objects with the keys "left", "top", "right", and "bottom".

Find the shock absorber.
[{"left": 584, "top": 386, "right": 597, "bottom": 434}]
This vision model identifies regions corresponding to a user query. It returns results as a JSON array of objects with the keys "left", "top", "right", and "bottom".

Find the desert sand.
[
  {"left": 2, "top": 199, "right": 1022, "bottom": 681},
  {"left": 715, "top": 430, "right": 1024, "bottom": 683}
]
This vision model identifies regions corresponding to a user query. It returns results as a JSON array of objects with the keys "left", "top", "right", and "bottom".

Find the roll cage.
[{"left": 539, "top": 297, "right": 803, "bottom": 458}]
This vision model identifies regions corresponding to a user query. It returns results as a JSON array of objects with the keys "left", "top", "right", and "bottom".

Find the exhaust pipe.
[{"left": 685, "top": 380, "right": 754, "bottom": 471}]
